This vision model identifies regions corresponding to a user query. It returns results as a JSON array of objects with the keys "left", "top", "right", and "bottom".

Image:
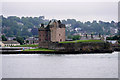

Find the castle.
[{"left": 38, "top": 20, "right": 66, "bottom": 48}]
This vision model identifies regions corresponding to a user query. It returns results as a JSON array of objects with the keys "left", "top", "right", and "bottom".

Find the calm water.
[{"left": 2, "top": 52, "right": 119, "bottom": 78}]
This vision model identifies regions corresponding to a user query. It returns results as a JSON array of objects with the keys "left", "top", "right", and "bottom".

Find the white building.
[{"left": 0, "top": 41, "right": 20, "bottom": 47}]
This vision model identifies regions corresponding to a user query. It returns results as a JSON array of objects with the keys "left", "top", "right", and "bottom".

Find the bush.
[{"left": 67, "top": 35, "right": 81, "bottom": 40}]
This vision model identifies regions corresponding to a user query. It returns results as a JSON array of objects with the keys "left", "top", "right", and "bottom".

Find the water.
[{"left": 2, "top": 52, "right": 119, "bottom": 78}]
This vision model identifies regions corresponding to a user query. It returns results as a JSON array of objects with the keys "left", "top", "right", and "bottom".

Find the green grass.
[
  {"left": 13, "top": 44, "right": 38, "bottom": 47},
  {"left": 76, "top": 40, "right": 104, "bottom": 42},
  {"left": 24, "top": 48, "right": 55, "bottom": 51},
  {"left": 59, "top": 40, "right": 104, "bottom": 43}
]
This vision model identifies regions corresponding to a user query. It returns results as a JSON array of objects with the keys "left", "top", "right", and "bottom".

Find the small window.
[
  {"left": 60, "top": 39, "right": 62, "bottom": 41},
  {"left": 45, "top": 39, "right": 48, "bottom": 41},
  {"left": 59, "top": 34, "right": 60, "bottom": 36}
]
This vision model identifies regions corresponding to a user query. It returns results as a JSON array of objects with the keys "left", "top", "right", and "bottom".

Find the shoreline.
[
  {"left": 1, "top": 50, "right": 114, "bottom": 54},
  {"left": 1, "top": 46, "right": 120, "bottom": 54}
]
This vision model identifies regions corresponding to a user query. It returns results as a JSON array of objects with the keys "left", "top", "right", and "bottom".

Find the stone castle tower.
[{"left": 38, "top": 20, "right": 66, "bottom": 48}]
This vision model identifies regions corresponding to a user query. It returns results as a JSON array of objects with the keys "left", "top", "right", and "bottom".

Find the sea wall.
[
  {"left": 112, "top": 44, "right": 120, "bottom": 51},
  {"left": 48, "top": 42, "right": 113, "bottom": 53}
]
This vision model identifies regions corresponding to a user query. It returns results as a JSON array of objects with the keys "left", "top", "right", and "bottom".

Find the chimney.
[
  {"left": 91, "top": 34, "right": 93, "bottom": 39},
  {"left": 99, "top": 33, "right": 101, "bottom": 38},
  {"left": 41, "top": 23, "right": 44, "bottom": 28},
  {"left": 58, "top": 20, "right": 61, "bottom": 24},
  {"left": 85, "top": 33, "right": 88, "bottom": 38}
]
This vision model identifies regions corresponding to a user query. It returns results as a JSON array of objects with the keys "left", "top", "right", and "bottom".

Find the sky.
[{"left": 0, "top": 0, "right": 119, "bottom": 22}]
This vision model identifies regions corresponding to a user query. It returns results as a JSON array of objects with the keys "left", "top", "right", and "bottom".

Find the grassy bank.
[
  {"left": 59, "top": 40, "right": 104, "bottom": 43},
  {"left": 13, "top": 44, "right": 38, "bottom": 47},
  {"left": 13, "top": 40, "right": 104, "bottom": 47},
  {"left": 24, "top": 48, "right": 55, "bottom": 51}
]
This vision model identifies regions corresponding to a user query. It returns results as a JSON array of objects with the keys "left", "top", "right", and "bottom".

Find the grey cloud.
[{"left": 2, "top": 2, "right": 118, "bottom": 22}]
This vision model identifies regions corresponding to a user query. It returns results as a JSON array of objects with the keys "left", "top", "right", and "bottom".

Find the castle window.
[
  {"left": 60, "top": 39, "right": 62, "bottom": 41},
  {"left": 45, "top": 39, "right": 48, "bottom": 41},
  {"left": 39, "top": 39, "right": 41, "bottom": 41},
  {"left": 59, "top": 34, "right": 60, "bottom": 36}
]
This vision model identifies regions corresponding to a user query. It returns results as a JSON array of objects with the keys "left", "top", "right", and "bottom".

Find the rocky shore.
[
  {"left": 112, "top": 45, "right": 120, "bottom": 51},
  {"left": 1, "top": 42, "right": 119, "bottom": 54}
]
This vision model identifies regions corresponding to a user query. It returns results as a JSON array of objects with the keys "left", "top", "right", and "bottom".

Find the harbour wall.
[{"left": 48, "top": 42, "right": 113, "bottom": 53}]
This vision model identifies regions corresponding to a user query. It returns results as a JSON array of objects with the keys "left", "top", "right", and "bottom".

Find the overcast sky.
[{"left": 1, "top": 0, "right": 119, "bottom": 22}]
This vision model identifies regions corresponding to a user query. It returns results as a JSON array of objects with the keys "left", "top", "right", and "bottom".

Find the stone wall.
[
  {"left": 38, "top": 30, "right": 50, "bottom": 42},
  {"left": 50, "top": 26, "right": 57, "bottom": 42},
  {"left": 38, "top": 29, "right": 51, "bottom": 48},
  {"left": 50, "top": 24, "right": 65, "bottom": 42},
  {"left": 55, "top": 28, "right": 65, "bottom": 42},
  {"left": 48, "top": 42, "right": 112, "bottom": 52},
  {"left": 39, "top": 41, "right": 51, "bottom": 48}
]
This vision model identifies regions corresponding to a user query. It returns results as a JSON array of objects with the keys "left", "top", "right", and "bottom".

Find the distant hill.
[{"left": 0, "top": 15, "right": 118, "bottom": 37}]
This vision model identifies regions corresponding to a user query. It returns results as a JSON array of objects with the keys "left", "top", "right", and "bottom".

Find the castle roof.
[
  {"left": 47, "top": 20, "right": 65, "bottom": 28},
  {"left": 39, "top": 20, "right": 65, "bottom": 31}
]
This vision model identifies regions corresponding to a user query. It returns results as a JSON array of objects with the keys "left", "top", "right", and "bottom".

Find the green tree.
[
  {"left": 72, "top": 35, "right": 81, "bottom": 40},
  {"left": 16, "top": 36, "right": 24, "bottom": 45},
  {"left": 2, "top": 35, "right": 7, "bottom": 41},
  {"left": 118, "top": 22, "right": 120, "bottom": 36},
  {"left": 26, "top": 40, "right": 29, "bottom": 44},
  {"left": 67, "top": 35, "right": 73, "bottom": 39}
]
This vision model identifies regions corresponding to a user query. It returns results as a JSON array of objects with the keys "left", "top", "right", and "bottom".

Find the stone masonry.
[{"left": 38, "top": 20, "right": 66, "bottom": 48}]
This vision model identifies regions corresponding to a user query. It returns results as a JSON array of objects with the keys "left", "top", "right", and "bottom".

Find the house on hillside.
[
  {"left": 0, "top": 41, "right": 20, "bottom": 47},
  {"left": 25, "top": 37, "right": 39, "bottom": 44},
  {"left": 7, "top": 37, "right": 16, "bottom": 41},
  {"left": 80, "top": 34, "right": 105, "bottom": 41},
  {"left": 106, "top": 40, "right": 118, "bottom": 44}
]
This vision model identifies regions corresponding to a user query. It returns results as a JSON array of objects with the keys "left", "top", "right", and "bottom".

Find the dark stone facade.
[{"left": 48, "top": 42, "right": 113, "bottom": 53}]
